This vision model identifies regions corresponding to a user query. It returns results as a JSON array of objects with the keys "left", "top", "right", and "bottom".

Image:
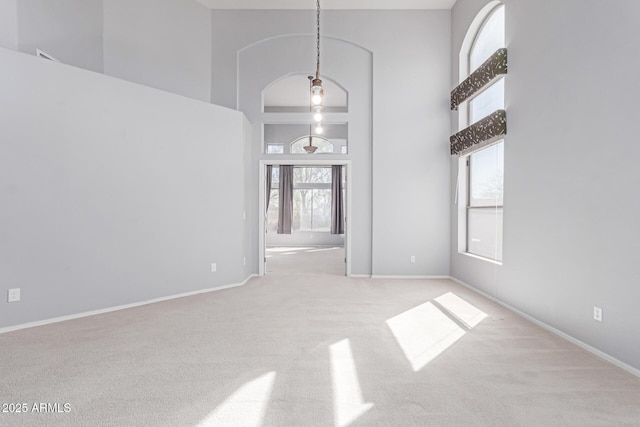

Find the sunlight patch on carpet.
[
  {"left": 196, "top": 371, "right": 276, "bottom": 427},
  {"left": 386, "top": 301, "right": 465, "bottom": 371},
  {"left": 330, "top": 339, "right": 374, "bottom": 427},
  {"left": 266, "top": 247, "right": 313, "bottom": 253},
  {"left": 434, "top": 292, "right": 487, "bottom": 329}
]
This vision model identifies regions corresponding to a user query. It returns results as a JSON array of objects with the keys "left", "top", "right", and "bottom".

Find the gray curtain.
[
  {"left": 331, "top": 165, "right": 344, "bottom": 234},
  {"left": 266, "top": 165, "right": 273, "bottom": 211},
  {"left": 277, "top": 165, "right": 293, "bottom": 234}
]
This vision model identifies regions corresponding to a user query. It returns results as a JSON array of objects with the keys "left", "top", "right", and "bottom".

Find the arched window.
[
  {"left": 470, "top": 5, "right": 505, "bottom": 70},
  {"left": 461, "top": 3, "right": 505, "bottom": 262},
  {"left": 290, "top": 136, "right": 334, "bottom": 154},
  {"left": 468, "top": 4, "right": 505, "bottom": 126}
]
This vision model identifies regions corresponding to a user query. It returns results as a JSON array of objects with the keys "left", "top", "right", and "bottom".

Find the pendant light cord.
[{"left": 315, "top": 0, "right": 321, "bottom": 79}]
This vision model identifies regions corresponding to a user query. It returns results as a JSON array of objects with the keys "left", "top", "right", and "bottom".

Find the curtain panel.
[
  {"left": 331, "top": 165, "right": 344, "bottom": 234},
  {"left": 266, "top": 164, "right": 273, "bottom": 212},
  {"left": 277, "top": 165, "right": 293, "bottom": 234}
]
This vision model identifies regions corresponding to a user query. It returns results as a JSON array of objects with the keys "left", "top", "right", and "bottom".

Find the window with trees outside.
[
  {"left": 464, "top": 3, "right": 505, "bottom": 262},
  {"left": 266, "top": 167, "right": 332, "bottom": 233}
]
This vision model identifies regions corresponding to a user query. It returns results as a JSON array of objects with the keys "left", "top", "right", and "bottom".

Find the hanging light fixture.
[
  {"left": 304, "top": 0, "right": 323, "bottom": 154},
  {"left": 304, "top": 133, "right": 318, "bottom": 154},
  {"left": 313, "top": 106, "right": 323, "bottom": 122}
]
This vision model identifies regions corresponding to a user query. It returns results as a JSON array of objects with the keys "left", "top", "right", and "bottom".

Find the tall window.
[
  {"left": 266, "top": 167, "right": 332, "bottom": 233},
  {"left": 467, "top": 142, "right": 503, "bottom": 260},
  {"left": 463, "top": 3, "right": 505, "bottom": 262},
  {"left": 292, "top": 167, "right": 331, "bottom": 231},
  {"left": 468, "top": 5, "right": 505, "bottom": 126}
]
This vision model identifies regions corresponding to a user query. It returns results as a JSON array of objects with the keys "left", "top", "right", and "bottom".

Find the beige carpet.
[
  {"left": 266, "top": 246, "right": 346, "bottom": 276},
  {"left": 2, "top": 247, "right": 640, "bottom": 427}
]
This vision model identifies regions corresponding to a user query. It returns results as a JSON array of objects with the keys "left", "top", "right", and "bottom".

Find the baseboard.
[
  {"left": 348, "top": 274, "right": 371, "bottom": 278},
  {"left": 371, "top": 275, "right": 451, "bottom": 280},
  {"left": 448, "top": 276, "right": 640, "bottom": 379},
  {"left": 267, "top": 245, "right": 344, "bottom": 248},
  {"left": 0, "top": 275, "right": 258, "bottom": 335}
]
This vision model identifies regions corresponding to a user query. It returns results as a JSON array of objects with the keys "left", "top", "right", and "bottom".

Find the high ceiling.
[{"left": 195, "top": 0, "right": 457, "bottom": 10}]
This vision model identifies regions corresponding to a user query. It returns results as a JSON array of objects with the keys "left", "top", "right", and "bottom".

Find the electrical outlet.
[
  {"left": 243, "top": 257, "right": 246, "bottom": 266},
  {"left": 593, "top": 306, "right": 603, "bottom": 322},
  {"left": 211, "top": 263, "right": 217, "bottom": 273},
  {"left": 7, "top": 288, "right": 21, "bottom": 303},
  {"left": 410, "top": 255, "right": 416, "bottom": 263}
]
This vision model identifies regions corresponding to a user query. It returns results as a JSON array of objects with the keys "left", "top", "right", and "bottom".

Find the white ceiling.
[{"left": 196, "top": 0, "right": 457, "bottom": 10}]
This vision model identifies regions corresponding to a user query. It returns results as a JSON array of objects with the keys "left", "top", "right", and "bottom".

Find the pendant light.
[
  {"left": 304, "top": 133, "right": 318, "bottom": 154},
  {"left": 304, "top": 0, "right": 323, "bottom": 154}
]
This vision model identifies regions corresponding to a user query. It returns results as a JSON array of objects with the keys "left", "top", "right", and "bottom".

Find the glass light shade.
[
  {"left": 311, "top": 86, "right": 323, "bottom": 105},
  {"left": 313, "top": 105, "right": 322, "bottom": 125},
  {"left": 313, "top": 106, "right": 323, "bottom": 122}
]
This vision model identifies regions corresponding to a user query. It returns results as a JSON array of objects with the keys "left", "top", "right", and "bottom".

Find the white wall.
[
  {"left": 103, "top": 0, "right": 212, "bottom": 102},
  {"left": 450, "top": 0, "right": 640, "bottom": 371},
  {"left": 16, "top": 0, "right": 103, "bottom": 72},
  {"left": 212, "top": 10, "right": 451, "bottom": 277},
  {"left": 237, "top": 33, "right": 371, "bottom": 274},
  {"left": 0, "top": 47, "right": 249, "bottom": 329},
  {"left": 242, "top": 116, "right": 254, "bottom": 278},
  {"left": 0, "top": 0, "right": 18, "bottom": 50}
]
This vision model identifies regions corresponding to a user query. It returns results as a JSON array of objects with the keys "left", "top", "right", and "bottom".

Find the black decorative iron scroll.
[
  {"left": 450, "top": 109, "right": 506, "bottom": 156},
  {"left": 450, "top": 48, "right": 507, "bottom": 111}
]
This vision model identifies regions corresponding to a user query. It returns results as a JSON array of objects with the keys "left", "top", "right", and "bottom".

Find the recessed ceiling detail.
[{"left": 195, "top": 0, "right": 457, "bottom": 10}]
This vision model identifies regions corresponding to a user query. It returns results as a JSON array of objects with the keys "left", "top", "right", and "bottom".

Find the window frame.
[
  {"left": 459, "top": 2, "right": 506, "bottom": 263},
  {"left": 465, "top": 141, "right": 504, "bottom": 261},
  {"left": 466, "top": 4, "right": 505, "bottom": 127},
  {"left": 292, "top": 166, "right": 332, "bottom": 232},
  {"left": 265, "top": 166, "right": 334, "bottom": 233},
  {"left": 468, "top": 3, "right": 505, "bottom": 72},
  {"left": 266, "top": 143, "right": 284, "bottom": 154},
  {"left": 467, "top": 76, "right": 505, "bottom": 126}
]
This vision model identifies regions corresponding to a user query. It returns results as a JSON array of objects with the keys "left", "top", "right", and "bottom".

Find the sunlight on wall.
[
  {"left": 386, "top": 302, "right": 466, "bottom": 371},
  {"left": 330, "top": 339, "right": 374, "bottom": 427},
  {"left": 196, "top": 371, "right": 276, "bottom": 427},
  {"left": 434, "top": 292, "right": 487, "bottom": 328}
]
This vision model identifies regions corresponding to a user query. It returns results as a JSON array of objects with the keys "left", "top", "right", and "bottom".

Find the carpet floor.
[{"left": 1, "top": 246, "right": 640, "bottom": 427}]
